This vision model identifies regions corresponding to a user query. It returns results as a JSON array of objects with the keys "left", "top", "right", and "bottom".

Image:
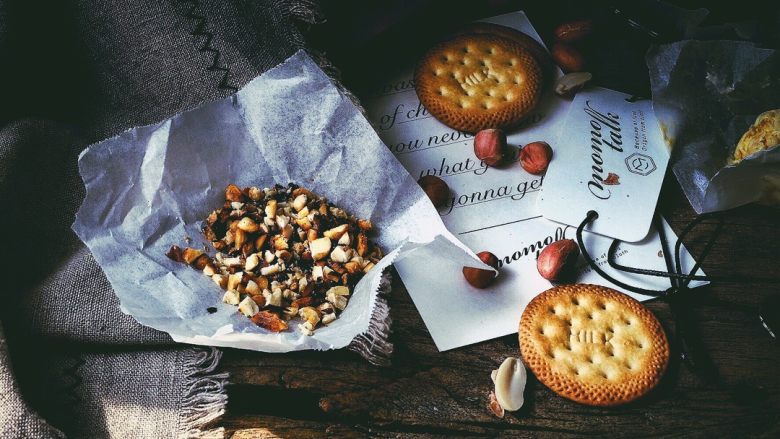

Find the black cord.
[
  {"left": 576, "top": 210, "right": 666, "bottom": 297},
  {"left": 577, "top": 209, "right": 778, "bottom": 380},
  {"left": 578, "top": 210, "right": 733, "bottom": 291},
  {"left": 576, "top": 209, "right": 722, "bottom": 381},
  {"left": 605, "top": 216, "right": 778, "bottom": 285},
  {"left": 605, "top": 215, "right": 718, "bottom": 282}
]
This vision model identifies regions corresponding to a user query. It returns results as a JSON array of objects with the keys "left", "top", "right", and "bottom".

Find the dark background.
[
  {"left": 1, "top": 1, "right": 777, "bottom": 127},
  {"left": 1, "top": 1, "right": 778, "bottom": 437},
  {"left": 310, "top": 0, "right": 779, "bottom": 98}
]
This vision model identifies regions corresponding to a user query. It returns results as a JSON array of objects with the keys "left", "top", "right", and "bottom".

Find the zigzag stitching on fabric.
[
  {"left": 45, "top": 350, "right": 86, "bottom": 434},
  {"left": 176, "top": 0, "right": 239, "bottom": 92},
  {"left": 61, "top": 352, "right": 85, "bottom": 407}
]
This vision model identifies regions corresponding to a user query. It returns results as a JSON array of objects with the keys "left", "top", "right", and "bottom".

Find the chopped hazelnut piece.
[
  {"left": 167, "top": 184, "right": 381, "bottom": 335},
  {"left": 245, "top": 253, "right": 260, "bottom": 272},
  {"left": 323, "top": 224, "right": 349, "bottom": 240},
  {"left": 222, "top": 289, "right": 240, "bottom": 305},
  {"left": 292, "top": 194, "right": 308, "bottom": 211},
  {"left": 299, "top": 306, "right": 321, "bottom": 328},
  {"left": 225, "top": 184, "right": 243, "bottom": 202},
  {"left": 238, "top": 296, "right": 260, "bottom": 317},
  {"left": 222, "top": 257, "right": 243, "bottom": 267},
  {"left": 227, "top": 272, "right": 243, "bottom": 291},
  {"left": 357, "top": 219, "right": 373, "bottom": 231},
  {"left": 251, "top": 311, "right": 288, "bottom": 332},
  {"left": 245, "top": 280, "right": 261, "bottom": 296},
  {"left": 310, "top": 237, "right": 332, "bottom": 261},
  {"left": 212, "top": 274, "right": 227, "bottom": 289},
  {"left": 265, "top": 199, "right": 277, "bottom": 219},
  {"left": 272, "top": 235, "right": 289, "bottom": 250},
  {"left": 330, "top": 246, "right": 350, "bottom": 263},
  {"left": 260, "top": 263, "right": 281, "bottom": 276},
  {"left": 237, "top": 217, "right": 260, "bottom": 233},
  {"left": 202, "top": 264, "right": 217, "bottom": 277},
  {"left": 254, "top": 234, "right": 268, "bottom": 251},
  {"left": 356, "top": 233, "right": 368, "bottom": 257},
  {"left": 166, "top": 245, "right": 184, "bottom": 262},
  {"left": 248, "top": 186, "right": 263, "bottom": 201},
  {"left": 344, "top": 261, "right": 361, "bottom": 274},
  {"left": 182, "top": 248, "right": 204, "bottom": 265}
]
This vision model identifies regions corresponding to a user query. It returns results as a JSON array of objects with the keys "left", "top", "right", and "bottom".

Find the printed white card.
[
  {"left": 394, "top": 217, "right": 703, "bottom": 351},
  {"left": 363, "top": 11, "right": 703, "bottom": 351},
  {"left": 540, "top": 88, "right": 671, "bottom": 242}
]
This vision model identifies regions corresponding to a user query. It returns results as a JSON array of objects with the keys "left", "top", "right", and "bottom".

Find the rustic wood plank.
[
  {"left": 220, "top": 176, "right": 780, "bottom": 437},
  {"left": 225, "top": 415, "right": 365, "bottom": 439},
  {"left": 217, "top": 0, "right": 780, "bottom": 430}
]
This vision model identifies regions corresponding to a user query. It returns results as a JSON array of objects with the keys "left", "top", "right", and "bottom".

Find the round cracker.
[
  {"left": 519, "top": 284, "right": 670, "bottom": 406},
  {"left": 454, "top": 23, "right": 555, "bottom": 82},
  {"left": 414, "top": 34, "right": 542, "bottom": 133}
]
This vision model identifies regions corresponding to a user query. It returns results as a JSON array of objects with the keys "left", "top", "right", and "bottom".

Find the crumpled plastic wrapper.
[
  {"left": 72, "top": 50, "right": 484, "bottom": 353},
  {"left": 647, "top": 40, "right": 780, "bottom": 213}
]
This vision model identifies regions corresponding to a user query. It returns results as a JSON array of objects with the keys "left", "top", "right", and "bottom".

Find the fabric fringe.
[
  {"left": 287, "top": 0, "right": 392, "bottom": 366},
  {"left": 347, "top": 271, "right": 394, "bottom": 366},
  {"left": 177, "top": 348, "right": 229, "bottom": 439}
]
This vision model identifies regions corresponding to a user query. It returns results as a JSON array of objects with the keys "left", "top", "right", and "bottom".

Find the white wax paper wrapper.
[
  {"left": 73, "top": 50, "right": 486, "bottom": 352},
  {"left": 647, "top": 40, "right": 780, "bottom": 214}
]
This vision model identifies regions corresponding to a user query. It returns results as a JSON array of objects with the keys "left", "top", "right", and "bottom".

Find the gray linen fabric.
[
  {"left": 34, "top": 347, "right": 229, "bottom": 438},
  {"left": 0, "top": 0, "right": 324, "bottom": 437},
  {"left": 0, "top": 325, "right": 65, "bottom": 439}
]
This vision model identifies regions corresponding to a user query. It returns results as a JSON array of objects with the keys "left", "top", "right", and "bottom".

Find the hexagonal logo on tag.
[{"left": 625, "top": 153, "right": 656, "bottom": 176}]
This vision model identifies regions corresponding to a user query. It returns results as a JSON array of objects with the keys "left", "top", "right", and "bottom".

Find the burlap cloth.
[{"left": 0, "top": 1, "right": 337, "bottom": 437}]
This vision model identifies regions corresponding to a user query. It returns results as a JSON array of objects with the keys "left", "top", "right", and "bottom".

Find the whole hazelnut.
[
  {"left": 418, "top": 175, "right": 449, "bottom": 209},
  {"left": 520, "top": 142, "right": 553, "bottom": 175},
  {"left": 550, "top": 42, "right": 586, "bottom": 73},
  {"left": 553, "top": 19, "right": 594, "bottom": 43},
  {"left": 537, "top": 239, "right": 580, "bottom": 282},
  {"left": 463, "top": 251, "right": 499, "bottom": 288},
  {"left": 474, "top": 129, "right": 508, "bottom": 167}
]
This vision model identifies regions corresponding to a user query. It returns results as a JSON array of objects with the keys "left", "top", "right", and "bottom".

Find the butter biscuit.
[
  {"left": 519, "top": 284, "right": 670, "bottom": 406},
  {"left": 415, "top": 34, "right": 543, "bottom": 133}
]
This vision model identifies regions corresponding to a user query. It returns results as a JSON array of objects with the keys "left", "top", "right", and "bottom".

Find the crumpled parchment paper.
[
  {"left": 72, "top": 50, "right": 485, "bottom": 352},
  {"left": 647, "top": 40, "right": 780, "bottom": 214}
]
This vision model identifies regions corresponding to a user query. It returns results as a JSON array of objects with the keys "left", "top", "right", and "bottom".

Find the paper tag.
[{"left": 540, "top": 88, "right": 670, "bottom": 242}]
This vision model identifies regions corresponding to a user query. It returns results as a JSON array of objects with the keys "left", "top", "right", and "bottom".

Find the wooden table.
[
  {"left": 221, "top": 3, "right": 779, "bottom": 436},
  {"left": 220, "top": 180, "right": 780, "bottom": 438}
]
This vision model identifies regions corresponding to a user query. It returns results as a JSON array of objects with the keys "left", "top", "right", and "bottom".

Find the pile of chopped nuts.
[{"left": 166, "top": 183, "right": 382, "bottom": 335}]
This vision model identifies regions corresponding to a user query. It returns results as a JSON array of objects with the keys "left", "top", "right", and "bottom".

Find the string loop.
[{"left": 575, "top": 210, "right": 722, "bottom": 380}]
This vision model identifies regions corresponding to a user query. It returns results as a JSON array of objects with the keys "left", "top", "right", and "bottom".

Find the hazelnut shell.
[
  {"left": 474, "top": 129, "right": 508, "bottom": 167},
  {"left": 463, "top": 251, "right": 499, "bottom": 289},
  {"left": 550, "top": 42, "right": 586, "bottom": 73},
  {"left": 418, "top": 175, "right": 449, "bottom": 209},
  {"left": 520, "top": 142, "right": 553, "bottom": 175},
  {"left": 537, "top": 239, "right": 580, "bottom": 282}
]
